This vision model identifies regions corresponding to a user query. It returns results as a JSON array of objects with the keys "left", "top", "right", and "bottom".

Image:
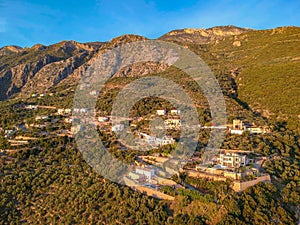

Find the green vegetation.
[
  {"left": 1, "top": 133, "right": 298, "bottom": 224},
  {"left": 205, "top": 26, "right": 300, "bottom": 132},
  {"left": 0, "top": 26, "right": 299, "bottom": 224},
  {"left": 0, "top": 93, "right": 298, "bottom": 224},
  {"left": 237, "top": 62, "right": 300, "bottom": 131}
]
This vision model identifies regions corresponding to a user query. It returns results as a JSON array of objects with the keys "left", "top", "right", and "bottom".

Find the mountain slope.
[
  {"left": 0, "top": 26, "right": 299, "bottom": 129},
  {"left": 204, "top": 26, "right": 300, "bottom": 129},
  {"left": 0, "top": 41, "right": 102, "bottom": 100},
  {"left": 0, "top": 45, "right": 23, "bottom": 56}
]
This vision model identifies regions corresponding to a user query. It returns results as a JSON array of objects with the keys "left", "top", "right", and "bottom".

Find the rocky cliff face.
[
  {"left": 0, "top": 26, "right": 254, "bottom": 100},
  {"left": 0, "top": 34, "right": 157, "bottom": 99},
  {"left": 0, "top": 45, "right": 23, "bottom": 56},
  {"left": 0, "top": 41, "right": 103, "bottom": 99},
  {"left": 159, "top": 25, "right": 250, "bottom": 44}
]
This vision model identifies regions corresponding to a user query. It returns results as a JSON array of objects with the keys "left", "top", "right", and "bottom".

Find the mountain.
[
  {"left": 0, "top": 40, "right": 102, "bottom": 99},
  {"left": 0, "top": 26, "right": 299, "bottom": 224},
  {"left": 159, "top": 25, "right": 250, "bottom": 44},
  {"left": 0, "top": 45, "right": 23, "bottom": 57},
  {"left": 207, "top": 26, "right": 300, "bottom": 129},
  {"left": 0, "top": 25, "right": 299, "bottom": 129}
]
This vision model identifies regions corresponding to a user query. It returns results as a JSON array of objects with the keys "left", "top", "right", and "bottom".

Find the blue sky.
[{"left": 0, "top": 0, "right": 299, "bottom": 47}]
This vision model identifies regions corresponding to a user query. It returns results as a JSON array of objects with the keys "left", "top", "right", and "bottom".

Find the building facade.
[{"left": 217, "top": 152, "right": 248, "bottom": 168}]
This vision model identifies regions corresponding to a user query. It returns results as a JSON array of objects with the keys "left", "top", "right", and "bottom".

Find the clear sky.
[{"left": 0, "top": 0, "right": 299, "bottom": 47}]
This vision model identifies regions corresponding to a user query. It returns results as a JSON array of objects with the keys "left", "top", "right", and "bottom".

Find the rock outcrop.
[
  {"left": 159, "top": 25, "right": 251, "bottom": 44},
  {"left": 0, "top": 45, "right": 23, "bottom": 57},
  {"left": 0, "top": 41, "right": 99, "bottom": 99}
]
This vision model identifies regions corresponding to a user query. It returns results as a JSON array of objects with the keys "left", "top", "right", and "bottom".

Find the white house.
[
  {"left": 156, "top": 109, "right": 166, "bottom": 116},
  {"left": 229, "top": 119, "right": 245, "bottom": 135},
  {"left": 80, "top": 108, "right": 88, "bottom": 113},
  {"left": 73, "top": 108, "right": 80, "bottom": 113},
  {"left": 25, "top": 105, "right": 38, "bottom": 110},
  {"left": 157, "top": 136, "right": 175, "bottom": 146},
  {"left": 128, "top": 171, "right": 146, "bottom": 182},
  {"left": 230, "top": 129, "right": 244, "bottom": 135},
  {"left": 64, "top": 118, "right": 73, "bottom": 123},
  {"left": 217, "top": 152, "right": 248, "bottom": 168},
  {"left": 98, "top": 116, "right": 109, "bottom": 122},
  {"left": 64, "top": 108, "right": 72, "bottom": 114},
  {"left": 246, "top": 127, "right": 263, "bottom": 134},
  {"left": 89, "top": 90, "right": 99, "bottom": 96},
  {"left": 135, "top": 167, "right": 155, "bottom": 182},
  {"left": 57, "top": 109, "right": 65, "bottom": 115},
  {"left": 140, "top": 132, "right": 175, "bottom": 146}
]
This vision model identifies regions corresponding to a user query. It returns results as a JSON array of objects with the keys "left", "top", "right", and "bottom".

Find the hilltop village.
[{"left": 0, "top": 93, "right": 273, "bottom": 200}]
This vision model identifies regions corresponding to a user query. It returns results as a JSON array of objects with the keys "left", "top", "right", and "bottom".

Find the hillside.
[
  {"left": 0, "top": 26, "right": 299, "bottom": 224},
  {"left": 0, "top": 40, "right": 103, "bottom": 100},
  {"left": 0, "top": 26, "right": 299, "bottom": 130},
  {"left": 206, "top": 26, "right": 300, "bottom": 130}
]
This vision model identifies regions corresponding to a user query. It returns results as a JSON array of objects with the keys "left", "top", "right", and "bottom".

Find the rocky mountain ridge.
[
  {"left": 0, "top": 26, "right": 251, "bottom": 100},
  {"left": 159, "top": 25, "right": 250, "bottom": 44},
  {"left": 0, "top": 25, "right": 299, "bottom": 128}
]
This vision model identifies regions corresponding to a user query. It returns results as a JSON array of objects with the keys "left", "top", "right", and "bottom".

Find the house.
[
  {"left": 230, "top": 129, "right": 244, "bottom": 135},
  {"left": 64, "top": 118, "right": 73, "bottom": 123},
  {"left": 57, "top": 109, "right": 65, "bottom": 115},
  {"left": 98, "top": 116, "right": 109, "bottom": 122},
  {"left": 229, "top": 119, "right": 246, "bottom": 135},
  {"left": 140, "top": 133, "right": 158, "bottom": 145},
  {"left": 217, "top": 152, "right": 248, "bottom": 168},
  {"left": 170, "top": 109, "right": 180, "bottom": 115},
  {"left": 231, "top": 119, "right": 265, "bottom": 135},
  {"left": 233, "top": 119, "right": 243, "bottom": 130},
  {"left": 128, "top": 171, "right": 147, "bottom": 183},
  {"left": 73, "top": 108, "right": 80, "bottom": 113},
  {"left": 112, "top": 124, "right": 125, "bottom": 132},
  {"left": 25, "top": 105, "right": 38, "bottom": 110},
  {"left": 64, "top": 109, "right": 72, "bottom": 114},
  {"left": 156, "top": 109, "right": 166, "bottom": 116},
  {"left": 157, "top": 136, "right": 175, "bottom": 146},
  {"left": 139, "top": 133, "right": 175, "bottom": 146},
  {"left": 89, "top": 90, "right": 99, "bottom": 96},
  {"left": 80, "top": 108, "right": 88, "bottom": 113},
  {"left": 135, "top": 166, "right": 155, "bottom": 182},
  {"left": 246, "top": 127, "right": 263, "bottom": 134}
]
